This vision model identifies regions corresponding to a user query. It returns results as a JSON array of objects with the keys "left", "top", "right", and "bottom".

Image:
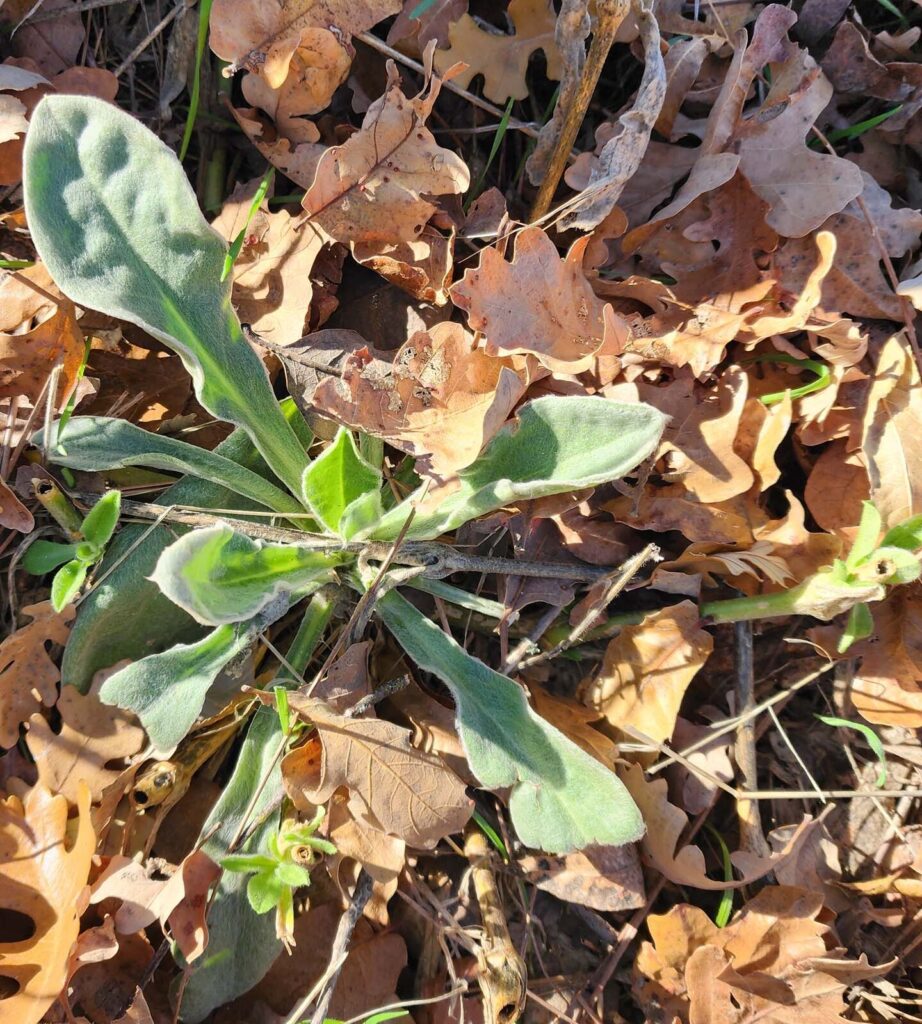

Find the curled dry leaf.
[
  {"left": 26, "top": 673, "right": 145, "bottom": 805},
  {"left": 213, "top": 187, "right": 328, "bottom": 346},
  {"left": 209, "top": 0, "right": 401, "bottom": 88},
  {"left": 284, "top": 695, "right": 472, "bottom": 847},
  {"left": 227, "top": 103, "right": 325, "bottom": 189},
  {"left": 620, "top": 763, "right": 819, "bottom": 890},
  {"left": 302, "top": 64, "right": 469, "bottom": 247},
  {"left": 0, "top": 478, "right": 33, "bottom": 532},
  {"left": 0, "top": 302, "right": 86, "bottom": 405},
  {"left": 433, "top": 0, "right": 562, "bottom": 103},
  {"left": 90, "top": 850, "right": 221, "bottom": 962},
  {"left": 0, "top": 601, "right": 75, "bottom": 749},
  {"left": 451, "top": 224, "right": 628, "bottom": 374},
  {"left": 559, "top": 1, "right": 666, "bottom": 232},
  {"left": 635, "top": 885, "right": 894, "bottom": 1024},
  {"left": 0, "top": 782, "right": 96, "bottom": 1023},
  {"left": 580, "top": 601, "right": 713, "bottom": 754},
  {"left": 388, "top": 0, "right": 468, "bottom": 51},
  {"left": 313, "top": 321, "right": 529, "bottom": 480},
  {"left": 860, "top": 332, "right": 922, "bottom": 529}
]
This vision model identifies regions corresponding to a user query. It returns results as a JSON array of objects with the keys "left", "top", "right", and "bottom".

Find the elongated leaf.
[
  {"left": 152, "top": 523, "right": 345, "bottom": 626},
  {"left": 23, "top": 540, "right": 79, "bottom": 575},
  {"left": 80, "top": 488, "right": 121, "bottom": 547},
  {"left": 52, "top": 560, "right": 87, "bottom": 611},
  {"left": 303, "top": 427, "right": 380, "bottom": 534},
  {"left": 180, "top": 708, "right": 284, "bottom": 1023},
  {"left": 367, "top": 396, "right": 666, "bottom": 540},
  {"left": 99, "top": 622, "right": 255, "bottom": 749},
  {"left": 61, "top": 406, "right": 311, "bottom": 691},
  {"left": 37, "top": 417, "right": 303, "bottom": 516},
  {"left": 376, "top": 590, "right": 645, "bottom": 852},
  {"left": 22, "top": 94, "right": 309, "bottom": 498}
]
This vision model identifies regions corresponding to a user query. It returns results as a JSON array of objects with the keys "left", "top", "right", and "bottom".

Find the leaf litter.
[{"left": 2, "top": 0, "right": 922, "bottom": 1022}]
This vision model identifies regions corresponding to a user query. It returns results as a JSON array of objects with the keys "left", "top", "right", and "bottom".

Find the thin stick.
[
  {"left": 112, "top": 0, "right": 187, "bottom": 78},
  {"left": 530, "top": 0, "right": 629, "bottom": 221},
  {"left": 24, "top": 0, "right": 134, "bottom": 23},
  {"left": 68, "top": 491, "right": 612, "bottom": 582},
  {"left": 734, "top": 621, "right": 771, "bottom": 860}
]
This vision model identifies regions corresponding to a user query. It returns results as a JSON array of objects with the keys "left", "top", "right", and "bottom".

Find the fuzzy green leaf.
[
  {"left": 80, "top": 488, "right": 121, "bottom": 548},
  {"left": 22, "top": 94, "right": 309, "bottom": 498},
  {"left": 376, "top": 590, "right": 645, "bottom": 853},
  {"left": 367, "top": 396, "right": 666, "bottom": 541},
  {"left": 303, "top": 427, "right": 380, "bottom": 534},
  {"left": 37, "top": 417, "right": 303, "bottom": 516},
  {"left": 23, "top": 540, "right": 79, "bottom": 575},
  {"left": 151, "top": 523, "right": 345, "bottom": 626},
  {"left": 51, "top": 560, "right": 87, "bottom": 611},
  {"left": 99, "top": 622, "right": 255, "bottom": 749}
]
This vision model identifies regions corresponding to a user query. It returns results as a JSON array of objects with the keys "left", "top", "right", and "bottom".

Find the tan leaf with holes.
[
  {"left": 284, "top": 696, "right": 472, "bottom": 848},
  {"left": 0, "top": 782, "right": 95, "bottom": 1022},
  {"left": 312, "top": 321, "right": 529, "bottom": 480},
  {"left": 580, "top": 602, "right": 712, "bottom": 753},
  {"left": 0, "top": 601, "right": 74, "bottom": 749}
]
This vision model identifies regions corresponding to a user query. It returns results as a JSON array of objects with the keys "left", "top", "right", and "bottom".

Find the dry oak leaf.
[
  {"left": 301, "top": 63, "right": 469, "bottom": 247},
  {"left": 90, "top": 850, "right": 221, "bottom": 963},
  {"left": 213, "top": 187, "right": 327, "bottom": 346},
  {"left": 240, "top": 28, "right": 352, "bottom": 131},
  {"left": 313, "top": 321, "right": 529, "bottom": 480},
  {"left": 388, "top": 0, "right": 468, "bottom": 51},
  {"left": 0, "top": 782, "right": 95, "bottom": 1024},
  {"left": 352, "top": 224, "right": 455, "bottom": 305},
  {"left": 519, "top": 844, "right": 646, "bottom": 912},
  {"left": 0, "top": 478, "right": 33, "bottom": 532},
  {"left": 605, "top": 485, "right": 756, "bottom": 546},
  {"left": 433, "top": 0, "right": 562, "bottom": 103},
  {"left": 209, "top": 0, "right": 400, "bottom": 88},
  {"left": 284, "top": 695, "right": 473, "bottom": 848},
  {"left": 0, "top": 601, "right": 74, "bottom": 749},
  {"left": 860, "top": 331, "right": 922, "bottom": 529},
  {"left": 621, "top": 763, "right": 818, "bottom": 890},
  {"left": 451, "top": 225, "right": 629, "bottom": 374},
  {"left": 849, "top": 586, "right": 922, "bottom": 729},
  {"left": 228, "top": 103, "right": 325, "bottom": 189},
  {"left": 26, "top": 675, "right": 145, "bottom": 805},
  {"left": 580, "top": 602, "right": 713, "bottom": 755},
  {"left": 635, "top": 886, "right": 894, "bottom": 1024},
  {"left": 0, "top": 302, "right": 85, "bottom": 405}
]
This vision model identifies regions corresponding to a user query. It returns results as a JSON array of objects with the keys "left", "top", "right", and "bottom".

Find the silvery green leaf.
[
  {"left": 367, "top": 396, "right": 666, "bottom": 541},
  {"left": 377, "top": 590, "right": 645, "bottom": 853},
  {"left": 152, "top": 523, "right": 345, "bottom": 626},
  {"left": 38, "top": 417, "right": 303, "bottom": 516},
  {"left": 302, "top": 427, "right": 380, "bottom": 534},
  {"left": 23, "top": 94, "right": 308, "bottom": 498}
]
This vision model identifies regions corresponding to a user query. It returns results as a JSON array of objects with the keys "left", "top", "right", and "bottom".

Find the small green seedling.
[
  {"left": 222, "top": 809, "right": 336, "bottom": 944},
  {"left": 23, "top": 489, "right": 121, "bottom": 611}
]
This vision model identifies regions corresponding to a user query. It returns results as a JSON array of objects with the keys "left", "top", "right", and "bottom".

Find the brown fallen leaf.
[
  {"left": 284, "top": 695, "right": 472, "bottom": 847},
  {"left": 519, "top": 844, "right": 645, "bottom": 912},
  {"left": 580, "top": 602, "right": 713, "bottom": 754},
  {"left": 0, "top": 601, "right": 75, "bottom": 749},
  {"left": 90, "top": 849, "right": 221, "bottom": 962},
  {"left": 433, "top": 0, "right": 562, "bottom": 103},
  {"left": 451, "top": 225, "right": 628, "bottom": 374},
  {"left": 302, "top": 63, "right": 469, "bottom": 246},
  {"left": 0, "top": 477, "right": 33, "bottom": 532},
  {"left": 388, "top": 0, "right": 467, "bottom": 51},
  {"left": 209, "top": 0, "right": 401, "bottom": 88},
  {"left": 228, "top": 103, "right": 326, "bottom": 189},
  {"left": 0, "top": 782, "right": 96, "bottom": 1023},
  {"left": 313, "top": 321, "right": 529, "bottom": 480},
  {"left": 26, "top": 673, "right": 146, "bottom": 805},
  {"left": 0, "top": 302, "right": 86, "bottom": 405},
  {"left": 860, "top": 331, "right": 922, "bottom": 528},
  {"left": 621, "top": 763, "right": 818, "bottom": 890},
  {"left": 635, "top": 885, "right": 894, "bottom": 1024},
  {"left": 529, "top": 687, "right": 619, "bottom": 769},
  {"left": 213, "top": 186, "right": 328, "bottom": 346}
]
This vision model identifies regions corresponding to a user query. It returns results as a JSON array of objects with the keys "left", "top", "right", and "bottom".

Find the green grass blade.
[{"left": 179, "top": 0, "right": 216, "bottom": 162}]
